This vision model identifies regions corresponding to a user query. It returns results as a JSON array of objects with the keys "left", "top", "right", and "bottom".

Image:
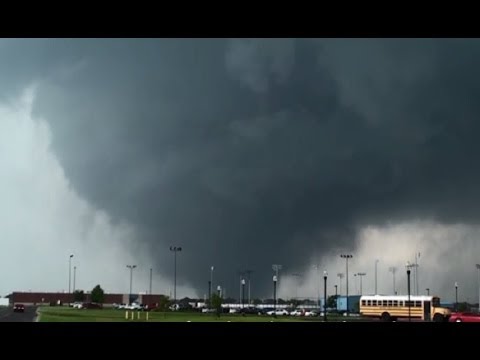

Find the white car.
[
  {"left": 290, "top": 309, "right": 304, "bottom": 316},
  {"left": 72, "top": 302, "right": 83, "bottom": 309},
  {"left": 126, "top": 303, "right": 142, "bottom": 310}
]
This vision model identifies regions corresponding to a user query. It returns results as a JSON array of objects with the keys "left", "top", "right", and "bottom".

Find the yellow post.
[
  {"left": 137, "top": 311, "right": 140, "bottom": 320},
  {"left": 146, "top": 312, "right": 149, "bottom": 321},
  {"left": 125, "top": 311, "right": 128, "bottom": 320},
  {"left": 131, "top": 311, "right": 134, "bottom": 320}
]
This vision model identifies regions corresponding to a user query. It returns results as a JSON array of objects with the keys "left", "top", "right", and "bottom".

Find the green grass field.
[{"left": 38, "top": 307, "right": 349, "bottom": 322}]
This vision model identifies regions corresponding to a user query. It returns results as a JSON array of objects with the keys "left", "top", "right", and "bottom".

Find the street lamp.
[
  {"left": 323, "top": 271, "right": 328, "bottom": 322},
  {"left": 340, "top": 254, "right": 353, "bottom": 316},
  {"left": 375, "top": 260, "right": 379, "bottom": 294},
  {"left": 68, "top": 254, "right": 74, "bottom": 294},
  {"left": 126, "top": 265, "right": 137, "bottom": 303},
  {"left": 426, "top": 288, "right": 430, "bottom": 295},
  {"left": 455, "top": 282, "right": 458, "bottom": 311},
  {"left": 273, "top": 275, "right": 278, "bottom": 313},
  {"left": 169, "top": 246, "right": 182, "bottom": 305},
  {"left": 406, "top": 262, "right": 412, "bottom": 322},
  {"left": 355, "top": 272, "right": 366, "bottom": 295},
  {"left": 389, "top": 266, "right": 397, "bottom": 294},
  {"left": 73, "top": 266, "right": 77, "bottom": 293}
]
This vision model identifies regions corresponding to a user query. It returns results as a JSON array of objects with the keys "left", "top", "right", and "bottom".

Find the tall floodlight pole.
[
  {"left": 389, "top": 267, "right": 397, "bottom": 294},
  {"left": 68, "top": 254, "right": 74, "bottom": 294},
  {"left": 169, "top": 246, "right": 182, "bottom": 305},
  {"left": 337, "top": 273, "right": 344, "bottom": 296},
  {"left": 126, "top": 265, "right": 137, "bottom": 303},
  {"left": 355, "top": 272, "right": 366, "bottom": 295},
  {"left": 340, "top": 254, "right": 353, "bottom": 316}
]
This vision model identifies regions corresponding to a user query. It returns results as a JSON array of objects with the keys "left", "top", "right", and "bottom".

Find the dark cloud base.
[{"left": 2, "top": 39, "right": 480, "bottom": 296}]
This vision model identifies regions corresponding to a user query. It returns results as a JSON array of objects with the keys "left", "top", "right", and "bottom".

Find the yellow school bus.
[{"left": 359, "top": 295, "right": 451, "bottom": 322}]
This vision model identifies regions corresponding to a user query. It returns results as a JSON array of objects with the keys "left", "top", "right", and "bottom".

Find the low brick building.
[{"left": 8, "top": 292, "right": 165, "bottom": 306}]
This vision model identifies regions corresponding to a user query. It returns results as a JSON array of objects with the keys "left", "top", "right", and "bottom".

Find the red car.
[
  {"left": 13, "top": 304, "right": 25, "bottom": 313},
  {"left": 449, "top": 312, "right": 480, "bottom": 322}
]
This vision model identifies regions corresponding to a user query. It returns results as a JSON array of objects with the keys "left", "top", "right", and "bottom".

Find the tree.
[
  {"left": 73, "top": 290, "right": 85, "bottom": 302},
  {"left": 289, "top": 299, "right": 301, "bottom": 308},
  {"left": 327, "top": 295, "right": 338, "bottom": 309},
  {"left": 252, "top": 298, "right": 262, "bottom": 305},
  {"left": 210, "top": 292, "right": 223, "bottom": 317},
  {"left": 91, "top": 285, "right": 104, "bottom": 303},
  {"left": 157, "top": 295, "right": 171, "bottom": 312}
]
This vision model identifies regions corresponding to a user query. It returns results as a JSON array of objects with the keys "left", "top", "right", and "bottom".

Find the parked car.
[
  {"left": 82, "top": 302, "right": 103, "bottom": 309},
  {"left": 449, "top": 312, "right": 480, "bottom": 322},
  {"left": 13, "top": 304, "right": 25, "bottom": 313}
]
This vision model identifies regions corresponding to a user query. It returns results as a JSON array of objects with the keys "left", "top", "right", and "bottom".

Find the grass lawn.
[{"left": 37, "top": 307, "right": 362, "bottom": 322}]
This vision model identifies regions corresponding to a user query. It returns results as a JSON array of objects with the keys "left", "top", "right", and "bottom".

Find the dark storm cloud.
[{"left": 5, "top": 38, "right": 480, "bottom": 296}]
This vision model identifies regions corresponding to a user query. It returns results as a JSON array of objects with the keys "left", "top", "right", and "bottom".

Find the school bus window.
[
  {"left": 415, "top": 301, "right": 421, "bottom": 307},
  {"left": 393, "top": 300, "right": 398, "bottom": 306},
  {"left": 367, "top": 300, "right": 371, "bottom": 306},
  {"left": 372, "top": 300, "right": 376, "bottom": 306},
  {"left": 388, "top": 300, "right": 393, "bottom": 306},
  {"left": 362, "top": 300, "right": 366, "bottom": 306}
]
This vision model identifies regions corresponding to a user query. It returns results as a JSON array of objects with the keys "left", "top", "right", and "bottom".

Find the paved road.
[{"left": 0, "top": 306, "right": 38, "bottom": 322}]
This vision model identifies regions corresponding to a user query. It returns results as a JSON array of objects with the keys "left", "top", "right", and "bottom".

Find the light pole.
[
  {"left": 126, "top": 265, "right": 137, "bottom": 303},
  {"left": 313, "top": 264, "right": 320, "bottom": 307},
  {"left": 340, "top": 254, "right": 353, "bottom": 316},
  {"left": 73, "top": 266, "right": 77, "bottom": 293},
  {"left": 245, "top": 270, "right": 253, "bottom": 305},
  {"left": 68, "top": 254, "right": 74, "bottom": 294},
  {"left": 217, "top": 285, "right": 221, "bottom": 297},
  {"left": 273, "top": 275, "right": 278, "bottom": 313},
  {"left": 323, "top": 271, "right": 328, "bottom": 322},
  {"left": 375, "top": 259, "right": 379, "bottom": 294},
  {"left": 292, "top": 273, "right": 301, "bottom": 300},
  {"left": 241, "top": 278, "right": 246, "bottom": 309},
  {"left": 337, "top": 273, "right": 344, "bottom": 296},
  {"left": 334, "top": 284, "right": 338, "bottom": 311},
  {"left": 272, "top": 264, "right": 282, "bottom": 284},
  {"left": 476, "top": 264, "right": 480, "bottom": 312},
  {"left": 426, "top": 288, "right": 430, "bottom": 295},
  {"left": 455, "top": 282, "right": 458, "bottom": 311},
  {"left": 406, "top": 262, "right": 412, "bottom": 322},
  {"left": 355, "top": 272, "right": 366, "bottom": 295},
  {"left": 149, "top": 268, "right": 153, "bottom": 295},
  {"left": 209, "top": 266, "right": 214, "bottom": 303},
  {"left": 415, "top": 252, "right": 420, "bottom": 296},
  {"left": 389, "top": 266, "right": 397, "bottom": 294},
  {"left": 169, "top": 246, "right": 182, "bottom": 305}
]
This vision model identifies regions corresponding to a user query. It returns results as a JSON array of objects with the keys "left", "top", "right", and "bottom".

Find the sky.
[{"left": 1, "top": 38, "right": 480, "bottom": 303}]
